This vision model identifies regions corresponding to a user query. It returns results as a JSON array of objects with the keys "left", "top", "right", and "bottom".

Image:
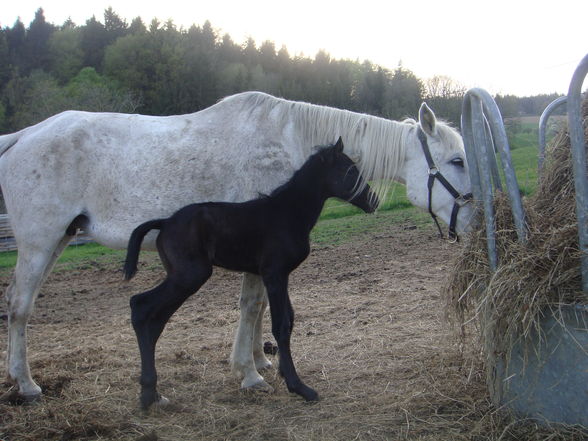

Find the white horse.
[{"left": 0, "top": 91, "right": 474, "bottom": 403}]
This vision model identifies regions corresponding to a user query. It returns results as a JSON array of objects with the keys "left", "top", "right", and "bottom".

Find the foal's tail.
[{"left": 123, "top": 219, "right": 165, "bottom": 281}]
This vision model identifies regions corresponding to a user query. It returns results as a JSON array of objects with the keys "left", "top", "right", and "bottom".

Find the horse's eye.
[{"left": 450, "top": 158, "right": 464, "bottom": 168}]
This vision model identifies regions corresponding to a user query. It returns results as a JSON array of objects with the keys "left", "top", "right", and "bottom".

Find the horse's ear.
[
  {"left": 419, "top": 102, "right": 437, "bottom": 136},
  {"left": 334, "top": 136, "right": 344, "bottom": 153}
]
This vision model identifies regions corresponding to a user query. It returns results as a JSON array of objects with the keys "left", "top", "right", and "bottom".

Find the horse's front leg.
[
  {"left": 253, "top": 290, "right": 272, "bottom": 370},
  {"left": 4, "top": 234, "right": 72, "bottom": 402},
  {"left": 263, "top": 272, "right": 318, "bottom": 401},
  {"left": 230, "top": 273, "right": 273, "bottom": 392}
]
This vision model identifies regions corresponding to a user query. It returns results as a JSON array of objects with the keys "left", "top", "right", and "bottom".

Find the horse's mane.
[{"left": 220, "top": 92, "right": 417, "bottom": 204}]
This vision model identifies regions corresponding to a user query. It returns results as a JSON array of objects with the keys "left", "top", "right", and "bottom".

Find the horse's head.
[
  {"left": 403, "top": 103, "right": 475, "bottom": 238},
  {"left": 320, "top": 137, "right": 379, "bottom": 214}
]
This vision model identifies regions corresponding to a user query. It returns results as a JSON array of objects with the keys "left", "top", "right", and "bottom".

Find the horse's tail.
[
  {"left": 123, "top": 219, "right": 165, "bottom": 281},
  {"left": 0, "top": 132, "right": 21, "bottom": 157}
]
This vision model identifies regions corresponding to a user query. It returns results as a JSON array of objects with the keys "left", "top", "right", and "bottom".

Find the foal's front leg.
[{"left": 263, "top": 273, "right": 318, "bottom": 401}]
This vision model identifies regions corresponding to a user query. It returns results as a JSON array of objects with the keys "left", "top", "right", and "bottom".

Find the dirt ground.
[{"left": 0, "top": 221, "right": 499, "bottom": 440}]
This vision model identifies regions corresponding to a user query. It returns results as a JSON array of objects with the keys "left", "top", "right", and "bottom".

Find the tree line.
[{"left": 0, "top": 8, "right": 563, "bottom": 135}]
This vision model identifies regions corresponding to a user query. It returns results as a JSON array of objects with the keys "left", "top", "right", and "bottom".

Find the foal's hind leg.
[
  {"left": 5, "top": 234, "right": 72, "bottom": 401},
  {"left": 230, "top": 273, "right": 273, "bottom": 392},
  {"left": 130, "top": 265, "right": 212, "bottom": 410}
]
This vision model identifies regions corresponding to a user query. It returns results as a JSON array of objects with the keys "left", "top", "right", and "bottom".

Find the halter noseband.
[{"left": 417, "top": 128, "right": 473, "bottom": 242}]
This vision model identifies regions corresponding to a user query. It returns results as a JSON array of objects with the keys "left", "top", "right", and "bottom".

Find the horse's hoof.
[
  {"left": 243, "top": 379, "right": 274, "bottom": 394},
  {"left": 0, "top": 389, "right": 42, "bottom": 406},
  {"left": 154, "top": 394, "right": 170, "bottom": 407},
  {"left": 255, "top": 356, "right": 273, "bottom": 371}
]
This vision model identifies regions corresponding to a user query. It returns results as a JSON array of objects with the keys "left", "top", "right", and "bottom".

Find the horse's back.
[{"left": 0, "top": 99, "right": 307, "bottom": 249}]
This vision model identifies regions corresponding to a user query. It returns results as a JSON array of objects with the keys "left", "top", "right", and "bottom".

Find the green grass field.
[{"left": 0, "top": 121, "right": 540, "bottom": 271}]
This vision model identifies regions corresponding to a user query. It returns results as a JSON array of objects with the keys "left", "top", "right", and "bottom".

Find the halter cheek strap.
[{"left": 417, "top": 128, "right": 473, "bottom": 242}]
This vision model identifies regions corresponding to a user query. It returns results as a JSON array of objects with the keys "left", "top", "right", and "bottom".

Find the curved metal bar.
[
  {"left": 461, "top": 99, "right": 483, "bottom": 202},
  {"left": 483, "top": 114, "right": 503, "bottom": 191},
  {"left": 462, "top": 94, "right": 498, "bottom": 270},
  {"left": 471, "top": 88, "right": 527, "bottom": 244},
  {"left": 461, "top": 88, "right": 528, "bottom": 271},
  {"left": 538, "top": 96, "right": 567, "bottom": 174},
  {"left": 567, "top": 53, "right": 588, "bottom": 291}
]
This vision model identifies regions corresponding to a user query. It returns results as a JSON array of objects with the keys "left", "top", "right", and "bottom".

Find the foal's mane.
[
  {"left": 266, "top": 145, "right": 338, "bottom": 199},
  {"left": 221, "top": 91, "right": 419, "bottom": 204}
]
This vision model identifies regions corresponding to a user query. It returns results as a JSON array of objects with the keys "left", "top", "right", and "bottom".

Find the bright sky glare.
[{"left": 2, "top": 0, "right": 587, "bottom": 97}]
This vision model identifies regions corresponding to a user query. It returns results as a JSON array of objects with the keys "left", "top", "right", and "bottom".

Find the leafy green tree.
[
  {"left": 5, "top": 18, "right": 26, "bottom": 74},
  {"left": 354, "top": 61, "right": 387, "bottom": 115},
  {"left": 48, "top": 27, "right": 84, "bottom": 83},
  {"left": 103, "top": 33, "right": 155, "bottom": 99},
  {"left": 0, "top": 29, "right": 9, "bottom": 87},
  {"left": 23, "top": 8, "right": 55, "bottom": 74},
  {"left": 149, "top": 18, "right": 161, "bottom": 34},
  {"left": 7, "top": 70, "right": 66, "bottom": 130},
  {"left": 61, "top": 17, "right": 76, "bottom": 29},
  {"left": 0, "top": 100, "right": 7, "bottom": 132},
  {"left": 104, "top": 7, "right": 128, "bottom": 42},
  {"left": 242, "top": 37, "right": 259, "bottom": 67},
  {"left": 219, "top": 33, "right": 241, "bottom": 65},
  {"left": 384, "top": 65, "right": 424, "bottom": 120},
  {"left": 178, "top": 22, "right": 219, "bottom": 111},
  {"left": 65, "top": 67, "right": 140, "bottom": 112},
  {"left": 424, "top": 75, "right": 466, "bottom": 125},
  {"left": 259, "top": 40, "right": 277, "bottom": 72},
  {"left": 218, "top": 62, "right": 249, "bottom": 96},
  {"left": 129, "top": 17, "right": 147, "bottom": 34},
  {"left": 494, "top": 94, "right": 519, "bottom": 118},
  {"left": 80, "top": 16, "right": 109, "bottom": 70}
]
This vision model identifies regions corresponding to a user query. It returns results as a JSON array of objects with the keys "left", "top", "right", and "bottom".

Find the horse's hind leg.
[
  {"left": 130, "top": 264, "right": 212, "bottom": 410},
  {"left": 5, "top": 234, "right": 71, "bottom": 400},
  {"left": 230, "top": 273, "right": 273, "bottom": 392}
]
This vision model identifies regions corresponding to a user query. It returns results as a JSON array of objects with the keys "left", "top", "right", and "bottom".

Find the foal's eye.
[{"left": 450, "top": 158, "right": 464, "bottom": 168}]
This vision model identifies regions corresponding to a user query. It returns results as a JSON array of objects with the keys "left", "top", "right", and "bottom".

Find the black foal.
[{"left": 124, "top": 137, "right": 378, "bottom": 409}]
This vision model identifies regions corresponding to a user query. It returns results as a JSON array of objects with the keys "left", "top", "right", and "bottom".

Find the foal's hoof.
[
  {"left": 243, "top": 379, "right": 274, "bottom": 394},
  {"left": 297, "top": 385, "right": 319, "bottom": 402},
  {"left": 263, "top": 341, "right": 278, "bottom": 356}
]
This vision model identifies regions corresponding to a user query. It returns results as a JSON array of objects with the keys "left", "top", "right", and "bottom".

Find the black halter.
[{"left": 417, "top": 128, "right": 473, "bottom": 242}]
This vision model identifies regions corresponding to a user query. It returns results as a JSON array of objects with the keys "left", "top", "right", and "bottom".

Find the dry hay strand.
[{"left": 442, "top": 98, "right": 588, "bottom": 436}]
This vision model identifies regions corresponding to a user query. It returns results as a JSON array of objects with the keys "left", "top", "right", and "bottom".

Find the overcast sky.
[{"left": 2, "top": 1, "right": 587, "bottom": 97}]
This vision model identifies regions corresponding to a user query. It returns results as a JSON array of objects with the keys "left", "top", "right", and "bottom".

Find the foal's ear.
[
  {"left": 419, "top": 102, "right": 437, "bottom": 136},
  {"left": 334, "top": 136, "right": 344, "bottom": 153}
]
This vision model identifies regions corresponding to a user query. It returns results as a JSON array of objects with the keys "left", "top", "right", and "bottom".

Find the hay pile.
[{"left": 443, "top": 97, "right": 588, "bottom": 375}]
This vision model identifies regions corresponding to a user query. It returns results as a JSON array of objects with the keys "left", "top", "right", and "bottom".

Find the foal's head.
[{"left": 318, "top": 137, "right": 378, "bottom": 213}]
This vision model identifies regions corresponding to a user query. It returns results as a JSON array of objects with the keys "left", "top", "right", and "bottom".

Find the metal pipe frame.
[
  {"left": 567, "top": 53, "right": 588, "bottom": 291},
  {"left": 461, "top": 88, "right": 527, "bottom": 271},
  {"left": 538, "top": 96, "right": 567, "bottom": 174}
]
